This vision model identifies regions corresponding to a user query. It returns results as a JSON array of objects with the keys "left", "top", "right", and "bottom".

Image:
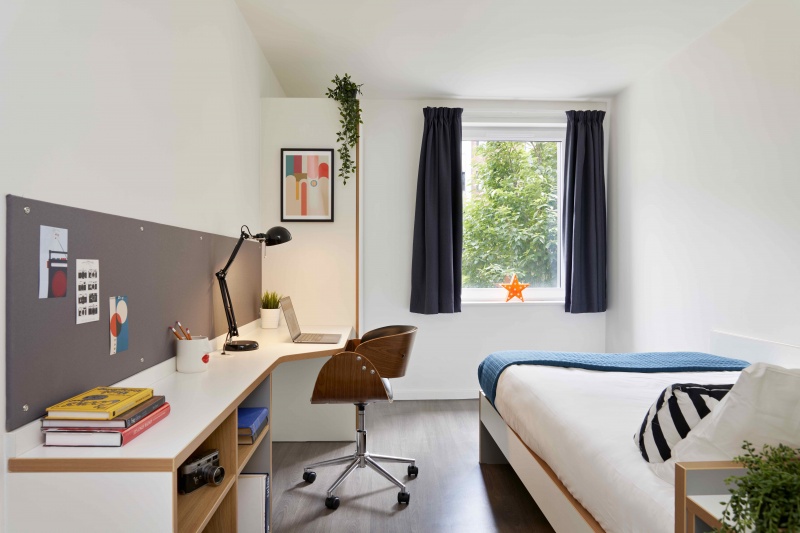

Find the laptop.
[{"left": 279, "top": 296, "right": 342, "bottom": 344}]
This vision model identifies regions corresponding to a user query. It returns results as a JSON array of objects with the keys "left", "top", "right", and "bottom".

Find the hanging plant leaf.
[{"left": 325, "top": 73, "right": 363, "bottom": 185}]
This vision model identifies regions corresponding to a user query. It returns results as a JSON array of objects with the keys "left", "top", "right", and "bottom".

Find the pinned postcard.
[
  {"left": 109, "top": 296, "right": 129, "bottom": 355},
  {"left": 76, "top": 260, "right": 100, "bottom": 324},
  {"left": 39, "top": 225, "right": 68, "bottom": 299}
]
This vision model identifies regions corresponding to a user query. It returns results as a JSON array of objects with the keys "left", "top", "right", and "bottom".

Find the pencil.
[
  {"left": 176, "top": 321, "right": 189, "bottom": 338},
  {"left": 169, "top": 326, "right": 184, "bottom": 340},
  {"left": 185, "top": 328, "right": 193, "bottom": 340}
]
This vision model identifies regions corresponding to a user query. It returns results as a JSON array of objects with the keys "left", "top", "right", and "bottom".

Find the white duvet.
[{"left": 494, "top": 365, "right": 741, "bottom": 533}]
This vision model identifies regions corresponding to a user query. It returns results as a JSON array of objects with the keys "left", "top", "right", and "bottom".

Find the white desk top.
[{"left": 9, "top": 326, "right": 352, "bottom": 471}]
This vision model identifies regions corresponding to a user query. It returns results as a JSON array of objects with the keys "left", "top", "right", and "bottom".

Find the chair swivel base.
[{"left": 302, "top": 405, "right": 417, "bottom": 509}]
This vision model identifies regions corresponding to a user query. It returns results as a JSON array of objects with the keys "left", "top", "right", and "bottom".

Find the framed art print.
[{"left": 281, "top": 148, "right": 334, "bottom": 222}]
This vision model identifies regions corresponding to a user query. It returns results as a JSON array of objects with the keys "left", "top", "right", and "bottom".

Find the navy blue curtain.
[
  {"left": 410, "top": 107, "right": 463, "bottom": 314},
  {"left": 563, "top": 110, "right": 607, "bottom": 313}
]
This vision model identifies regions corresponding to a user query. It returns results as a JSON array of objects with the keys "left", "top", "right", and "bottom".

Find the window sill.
[{"left": 462, "top": 300, "right": 565, "bottom": 306}]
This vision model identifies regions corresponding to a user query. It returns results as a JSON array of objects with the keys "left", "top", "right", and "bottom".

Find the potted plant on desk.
[
  {"left": 717, "top": 441, "right": 800, "bottom": 533},
  {"left": 260, "top": 291, "right": 282, "bottom": 329}
]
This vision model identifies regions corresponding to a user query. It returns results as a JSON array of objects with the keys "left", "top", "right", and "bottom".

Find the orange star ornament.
[{"left": 501, "top": 274, "right": 530, "bottom": 302}]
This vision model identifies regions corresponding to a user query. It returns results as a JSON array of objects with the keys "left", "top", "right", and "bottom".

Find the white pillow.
[{"left": 651, "top": 363, "right": 800, "bottom": 484}]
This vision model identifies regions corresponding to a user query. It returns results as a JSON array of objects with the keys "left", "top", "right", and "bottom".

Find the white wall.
[
  {"left": 0, "top": 1, "right": 284, "bottom": 529},
  {"left": 261, "top": 98, "right": 357, "bottom": 441},
  {"left": 361, "top": 99, "right": 608, "bottom": 399},
  {"left": 261, "top": 98, "right": 357, "bottom": 327},
  {"left": 606, "top": 0, "right": 800, "bottom": 352}
]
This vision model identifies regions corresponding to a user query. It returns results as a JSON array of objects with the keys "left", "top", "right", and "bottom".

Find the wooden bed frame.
[{"left": 477, "top": 331, "right": 800, "bottom": 533}]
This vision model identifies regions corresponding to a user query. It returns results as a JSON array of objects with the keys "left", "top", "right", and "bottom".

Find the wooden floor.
[{"left": 272, "top": 400, "right": 555, "bottom": 533}]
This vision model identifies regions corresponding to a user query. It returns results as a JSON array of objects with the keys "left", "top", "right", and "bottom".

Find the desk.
[{"left": 6, "top": 325, "right": 353, "bottom": 533}]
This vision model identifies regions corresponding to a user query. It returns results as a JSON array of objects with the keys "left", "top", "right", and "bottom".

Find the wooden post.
[{"left": 355, "top": 132, "right": 360, "bottom": 337}]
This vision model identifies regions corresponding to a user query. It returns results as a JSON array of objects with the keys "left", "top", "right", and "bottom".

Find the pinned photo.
[
  {"left": 39, "top": 225, "right": 68, "bottom": 299},
  {"left": 76, "top": 260, "right": 100, "bottom": 325},
  {"left": 109, "top": 296, "right": 129, "bottom": 355}
]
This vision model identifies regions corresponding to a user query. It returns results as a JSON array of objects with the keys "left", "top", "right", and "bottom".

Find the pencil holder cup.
[{"left": 176, "top": 336, "right": 212, "bottom": 374}]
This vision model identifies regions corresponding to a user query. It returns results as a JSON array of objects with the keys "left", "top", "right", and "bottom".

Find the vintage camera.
[{"left": 178, "top": 449, "right": 224, "bottom": 494}]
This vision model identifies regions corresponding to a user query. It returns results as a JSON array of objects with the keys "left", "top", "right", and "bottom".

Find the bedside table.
[
  {"left": 676, "top": 461, "right": 743, "bottom": 533},
  {"left": 685, "top": 494, "right": 728, "bottom": 532}
]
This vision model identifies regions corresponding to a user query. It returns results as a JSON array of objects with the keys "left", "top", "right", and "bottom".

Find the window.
[{"left": 461, "top": 125, "right": 565, "bottom": 302}]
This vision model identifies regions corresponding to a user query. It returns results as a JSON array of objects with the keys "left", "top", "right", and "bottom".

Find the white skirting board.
[{"left": 392, "top": 388, "right": 478, "bottom": 400}]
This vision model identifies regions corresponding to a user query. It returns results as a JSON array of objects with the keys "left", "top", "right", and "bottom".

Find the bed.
[{"left": 477, "top": 332, "right": 800, "bottom": 533}]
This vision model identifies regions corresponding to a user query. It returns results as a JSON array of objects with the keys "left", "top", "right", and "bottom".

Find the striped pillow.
[{"left": 635, "top": 383, "right": 732, "bottom": 463}]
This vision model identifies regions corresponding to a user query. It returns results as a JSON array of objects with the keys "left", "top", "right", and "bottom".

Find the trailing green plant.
[
  {"left": 325, "top": 73, "right": 362, "bottom": 185},
  {"left": 716, "top": 441, "right": 800, "bottom": 533},
  {"left": 260, "top": 290, "right": 282, "bottom": 310}
]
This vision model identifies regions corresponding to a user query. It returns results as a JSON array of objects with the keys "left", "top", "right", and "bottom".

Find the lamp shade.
[{"left": 263, "top": 226, "right": 292, "bottom": 246}]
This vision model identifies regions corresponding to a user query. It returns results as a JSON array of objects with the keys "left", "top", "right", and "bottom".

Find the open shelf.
[
  {"left": 202, "top": 479, "right": 238, "bottom": 532},
  {"left": 177, "top": 410, "right": 237, "bottom": 533},
  {"left": 237, "top": 425, "right": 269, "bottom": 475},
  {"left": 178, "top": 473, "right": 235, "bottom": 533}
]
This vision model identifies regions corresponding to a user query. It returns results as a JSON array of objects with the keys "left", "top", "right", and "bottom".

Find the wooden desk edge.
[{"left": 8, "top": 345, "right": 344, "bottom": 473}]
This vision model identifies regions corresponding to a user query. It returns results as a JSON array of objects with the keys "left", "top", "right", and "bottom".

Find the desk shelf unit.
[{"left": 6, "top": 327, "right": 351, "bottom": 533}]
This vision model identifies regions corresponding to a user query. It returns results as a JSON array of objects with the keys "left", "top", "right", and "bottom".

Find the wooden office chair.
[{"left": 302, "top": 325, "right": 418, "bottom": 510}]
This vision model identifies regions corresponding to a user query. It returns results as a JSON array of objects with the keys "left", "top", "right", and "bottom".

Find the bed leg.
[{"left": 479, "top": 421, "right": 508, "bottom": 464}]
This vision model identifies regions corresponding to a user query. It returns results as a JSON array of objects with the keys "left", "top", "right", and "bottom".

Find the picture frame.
[{"left": 281, "top": 148, "right": 335, "bottom": 222}]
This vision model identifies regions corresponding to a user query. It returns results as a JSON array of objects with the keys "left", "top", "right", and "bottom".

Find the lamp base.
[{"left": 224, "top": 340, "right": 259, "bottom": 352}]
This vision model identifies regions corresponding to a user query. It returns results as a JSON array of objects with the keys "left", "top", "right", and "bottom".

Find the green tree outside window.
[{"left": 462, "top": 140, "right": 559, "bottom": 289}]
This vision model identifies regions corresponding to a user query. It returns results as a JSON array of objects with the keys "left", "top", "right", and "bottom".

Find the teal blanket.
[{"left": 478, "top": 351, "right": 749, "bottom": 405}]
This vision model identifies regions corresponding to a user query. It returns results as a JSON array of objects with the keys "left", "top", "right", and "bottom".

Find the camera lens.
[{"left": 200, "top": 465, "right": 225, "bottom": 486}]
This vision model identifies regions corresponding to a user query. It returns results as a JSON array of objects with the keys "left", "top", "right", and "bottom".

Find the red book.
[{"left": 44, "top": 403, "right": 170, "bottom": 447}]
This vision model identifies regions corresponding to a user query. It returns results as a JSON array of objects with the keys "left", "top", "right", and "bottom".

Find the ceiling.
[{"left": 235, "top": 0, "right": 751, "bottom": 99}]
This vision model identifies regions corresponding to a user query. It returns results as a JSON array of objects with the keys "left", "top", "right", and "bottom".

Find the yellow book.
[{"left": 46, "top": 387, "right": 154, "bottom": 420}]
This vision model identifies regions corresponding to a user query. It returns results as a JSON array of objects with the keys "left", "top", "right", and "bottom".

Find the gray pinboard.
[{"left": 5, "top": 195, "right": 261, "bottom": 431}]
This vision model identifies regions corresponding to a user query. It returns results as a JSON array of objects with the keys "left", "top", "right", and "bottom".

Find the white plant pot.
[{"left": 261, "top": 308, "right": 280, "bottom": 329}]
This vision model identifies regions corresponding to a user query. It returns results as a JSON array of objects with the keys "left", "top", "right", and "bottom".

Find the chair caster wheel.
[
  {"left": 325, "top": 496, "right": 340, "bottom": 510},
  {"left": 302, "top": 471, "right": 316, "bottom": 483},
  {"left": 407, "top": 465, "right": 418, "bottom": 477},
  {"left": 397, "top": 491, "right": 411, "bottom": 505}
]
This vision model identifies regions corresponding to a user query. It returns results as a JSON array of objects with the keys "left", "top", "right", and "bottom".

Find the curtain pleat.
[
  {"left": 563, "top": 110, "right": 607, "bottom": 313},
  {"left": 410, "top": 107, "right": 463, "bottom": 314}
]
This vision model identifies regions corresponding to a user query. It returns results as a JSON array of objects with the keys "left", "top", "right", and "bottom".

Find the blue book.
[{"left": 238, "top": 407, "right": 268, "bottom": 437}]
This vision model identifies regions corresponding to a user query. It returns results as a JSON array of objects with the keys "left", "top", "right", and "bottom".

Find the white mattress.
[{"left": 494, "top": 366, "right": 741, "bottom": 533}]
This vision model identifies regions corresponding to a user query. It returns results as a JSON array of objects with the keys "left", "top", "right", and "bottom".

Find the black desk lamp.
[{"left": 217, "top": 225, "right": 291, "bottom": 353}]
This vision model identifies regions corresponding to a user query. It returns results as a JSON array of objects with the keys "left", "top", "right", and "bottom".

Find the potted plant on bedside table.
[
  {"left": 717, "top": 441, "right": 800, "bottom": 533},
  {"left": 260, "top": 291, "right": 282, "bottom": 329}
]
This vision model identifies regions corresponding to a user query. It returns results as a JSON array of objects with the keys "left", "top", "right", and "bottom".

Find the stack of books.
[
  {"left": 238, "top": 407, "right": 268, "bottom": 445},
  {"left": 42, "top": 386, "right": 170, "bottom": 447}
]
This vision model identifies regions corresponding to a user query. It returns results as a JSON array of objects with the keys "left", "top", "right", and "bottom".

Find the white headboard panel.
[{"left": 711, "top": 331, "right": 800, "bottom": 368}]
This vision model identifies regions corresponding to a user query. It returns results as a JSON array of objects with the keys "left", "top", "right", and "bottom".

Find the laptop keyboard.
[{"left": 298, "top": 333, "right": 325, "bottom": 342}]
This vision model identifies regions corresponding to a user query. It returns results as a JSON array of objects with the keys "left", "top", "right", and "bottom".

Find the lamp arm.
[
  {"left": 216, "top": 230, "right": 250, "bottom": 340},
  {"left": 216, "top": 273, "right": 238, "bottom": 339},
  {"left": 219, "top": 230, "right": 250, "bottom": 276}
]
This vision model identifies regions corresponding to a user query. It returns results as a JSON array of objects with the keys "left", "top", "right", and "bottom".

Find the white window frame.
[{"left": 461, "top": 124, "right": 566, "bottom": 304}]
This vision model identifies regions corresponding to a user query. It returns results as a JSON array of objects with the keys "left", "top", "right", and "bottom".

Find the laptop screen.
[{"left": 279, "top": 296, "right": 302, "bottom": 341}]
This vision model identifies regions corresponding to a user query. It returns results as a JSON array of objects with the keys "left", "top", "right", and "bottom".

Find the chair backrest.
[{"left": 355, "top": 325, "right": 417, "bottom": 379}]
